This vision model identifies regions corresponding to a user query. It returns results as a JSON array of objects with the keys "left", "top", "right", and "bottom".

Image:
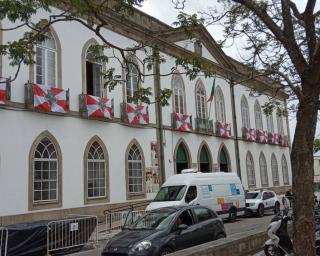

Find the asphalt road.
[{"left": 70, "top": 211, "right": 275, "bottom": 256}]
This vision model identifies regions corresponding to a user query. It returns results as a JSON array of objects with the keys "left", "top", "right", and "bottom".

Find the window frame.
[
  {"left": 254, "top": 100, "right": 263, "bottom": 130},
  {"left": 193, "top": 207, "right": 213, "bottom": 223},
  {"left": 241, "top": 96, "right": 251, "bottom": 128},
  {"left": 277, "top": 114, "right": 284, "bottom": 135},
  {"left": 215, "top": 87, "right": 226, "bottom": 123},
  {"left": 246, "top": 151, "right": 256, "bottom": 187},
  {"left": 266, "top": 113, "right": 274, "bottom": 133},
  {"left": 195, "top": 79, "right": 207, "bottom": 120},
  {"left": 172, "top": 74, "right": 186, "bottom": 114},
  {"left": 281, "top": 155, "right": 290, "bottom": 185},
  {"left": 259, "top": 152, "right": 269, "bottom": 187},
  {"left": 271, "top": 154, "right": 280, "bottom": 186}
]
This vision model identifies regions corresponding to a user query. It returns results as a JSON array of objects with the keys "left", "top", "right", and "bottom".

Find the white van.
[{"left": 146, "top": 169, "right": 245, "bottom": 221}]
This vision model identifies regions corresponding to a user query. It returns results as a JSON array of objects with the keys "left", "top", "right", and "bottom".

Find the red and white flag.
[
  {"left": 256, "top": 130, "right": 268, "bottom": 144},
  {"left": 243, "top": 127, "right": 256, "bottom": 141},
  {"left": 217, "top": 122, "right": 231, "bottom": 138},
  {"left": 33, "top": 83, "right": 68, "bottom": 113},
  {"left": 0, "top": 77, "right": 7, "bottom": 105},
  {"left": 268, "top": 132, "right": 276, "bottom": 144},
  {"left": 127, "top": 102, "right": 149, "bottom": 125},
  {"left": 86, "top": 95, "right": 113, "bottom": 119},
  {"left": 175, "top": 113, "right": 191, "bottom": 131}
]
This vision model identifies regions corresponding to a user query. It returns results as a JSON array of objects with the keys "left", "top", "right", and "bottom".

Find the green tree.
[
  {"left": 171, "top": 0, "right": 319, "bottom": 254},
  {"left": 314, "top": 138, "right": 320, "bottom": 153}
]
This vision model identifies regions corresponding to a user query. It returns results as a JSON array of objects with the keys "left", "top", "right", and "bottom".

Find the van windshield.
[{"left": 153, "top": 186, "right": 187, "bottom": 202}]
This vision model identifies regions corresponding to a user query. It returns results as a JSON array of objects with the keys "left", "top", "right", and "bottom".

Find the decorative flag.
[
  {"left": 256, "top": 130, "right": 268, "bottom": 144},
  {"left": 274, "top": 133, "right": 279, "bottom": 145},
  {"left": 282, "top": 136, "right": 289, "bottom": 147},
  {"left": 268, "top": 132, "right": 277, "bottom": 144},
  {"left": 216, "top": 122, "right": 231, "bottom": 138},
  {"left": 207, "top": 78, "right": 216, "bottom": 102},
  {"left": 86, "top": 95, "right": 113, "bottom": 119},
  {"left": 175, "top": 113, "right": 191, "bottom": 131},
  {"left": 243, "top": 127, "right": 256, "bottom": 142},
  {"left": 127, "top": 102, "right": 149, "bottom": 125},
  {"left": 0, "top": 77, "right": 6, "bottom": 105},
  {"left": 33, "top": 83, "right": 68, "bottom": 113}
]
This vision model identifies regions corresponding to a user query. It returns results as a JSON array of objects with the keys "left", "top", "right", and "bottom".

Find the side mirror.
[{"left": 177, "top": 224, "right": 188, "bottom": 230}]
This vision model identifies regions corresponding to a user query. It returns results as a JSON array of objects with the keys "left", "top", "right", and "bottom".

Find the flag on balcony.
[
  {"left": 256, "top": 130, "right": 268, "bottom": 144},
  {"left": 86, "top": 95, "right": 113, "bottom": 119},
  {"left": 207, "top": 78, "right": 216, "bottom": 102},
  {"left": 175, "top": 113, "right": 191, "bottom": 131},
  {"left": 243, "top": 127, "right": 256, "bottom": 141},
  {"left": 127, "top": 102, "right": 149, "bottom": 125},
  {"left": 33, "top": 83, "right": 68, "bottom": 113},
  {"left": 217, "top": 122, "right": 231, "bottom": 137},
  {"left": 0, "top": 77, "right": 6, "bottom": 105}
]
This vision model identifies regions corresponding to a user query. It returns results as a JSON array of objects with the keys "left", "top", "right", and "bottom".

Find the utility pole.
[
  {"left": 229, "top": 78, "right": 242, "bottom": 180},
  {"left": 153, "top": 50, "right": 166, "bottom": 184}
]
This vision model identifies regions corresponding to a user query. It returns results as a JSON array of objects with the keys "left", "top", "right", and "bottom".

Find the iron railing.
[{"left": 194, "top": 117, "right": 213, "bottom": 133}]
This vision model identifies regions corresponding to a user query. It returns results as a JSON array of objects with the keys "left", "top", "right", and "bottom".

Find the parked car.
[
  {"left": 245, "top": 190, "right": 280, "bottom": 217},
  {"left": 101, "top": 205, "right": 226, "bottom": 256},
  {"left": 146, "top": 170, "right": 246, "bottom": 222}
]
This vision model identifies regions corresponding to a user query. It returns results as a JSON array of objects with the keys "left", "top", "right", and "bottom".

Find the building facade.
[{"left": 0, "top": 6, "right": 291, "bottom": 224}]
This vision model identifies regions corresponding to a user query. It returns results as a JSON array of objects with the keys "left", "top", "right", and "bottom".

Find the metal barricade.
[
  {"left": 105, "top": 210, "right": 145, "bottom": 234},
  {"left": 47, "top": 215, "right": 98, "bottom": 255},
  {"left": 0, "top": 227, "right": 8, "bottom": 256}
]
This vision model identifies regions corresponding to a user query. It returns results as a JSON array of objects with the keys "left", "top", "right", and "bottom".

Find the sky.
[{"left": 138, "top": 0, "right": 320, "bottom": 140}]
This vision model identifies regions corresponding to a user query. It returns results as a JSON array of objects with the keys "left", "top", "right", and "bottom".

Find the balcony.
[
  {"left": 242, "top": 127, "right": 256, "bottom": 142},
  {"left": 121, "top": 102, "right": 149, "bottom": 125},
  {"left": 215, "top": 121, "right": 231, "bottom": 138},
  {"left": 172, "top": 112, "right": 192, "bottom": 132},
  {"left": 194, "top": 117, "right": 213, "bottom": 134}
]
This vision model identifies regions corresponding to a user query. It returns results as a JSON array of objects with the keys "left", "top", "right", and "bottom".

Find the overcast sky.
[{"left": 138, "top": 0, "right": 320, "bottom": 140}]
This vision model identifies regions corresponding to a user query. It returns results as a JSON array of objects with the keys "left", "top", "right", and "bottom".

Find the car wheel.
[
  {"left": 274, "top": 202, "right": 280, "bottom": 214},
  {"left": 160, "top": 247, "right": 173, "bottom": 256},
  {"left": 228, "top": 208, "right": 237, "bottom": 222},
  {"left": 257, "top": 204, "right": 264, "bottom": 217}
]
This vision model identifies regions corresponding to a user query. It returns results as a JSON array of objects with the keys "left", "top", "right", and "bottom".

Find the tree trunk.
[{"left": 292, "top": 84, "right": 318, "bottom": 255}]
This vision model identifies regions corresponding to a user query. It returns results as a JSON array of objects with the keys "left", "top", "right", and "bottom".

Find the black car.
[{"left": 101, "top": 205, "right": 226, "bottom": 256}]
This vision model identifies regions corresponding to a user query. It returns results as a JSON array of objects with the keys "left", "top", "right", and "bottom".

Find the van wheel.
[
  {"left": 228, "top": 208, "right": 237, "bottom": 222},
  {"left": 274, "top": 202, "right": 280, "bottom": 214},
  {"left": 257, "top": 204, "right": 264, "bottom": 217}
]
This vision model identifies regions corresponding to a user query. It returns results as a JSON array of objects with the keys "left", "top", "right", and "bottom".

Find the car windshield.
[
  {"left": 153, "top": 186, "right": 187, "bottom": 202},
  {"left": 128, "top": 209, "right": 177, "bottom": 230},
  {"left": 246, "top": 192, "right": 261, "bottom": 199}
]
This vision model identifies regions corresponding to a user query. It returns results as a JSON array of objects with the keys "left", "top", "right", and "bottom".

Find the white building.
[{"left": 0, "top": 6, "right": 291, "bottom": 224}]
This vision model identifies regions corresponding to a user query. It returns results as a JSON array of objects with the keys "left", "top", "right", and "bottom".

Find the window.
[
  {"left": 173, "top": 74, "right": 185, "bottom": 114},
  {"left": 259, "top": 153, "right": 269, "bottom": 187},
  {"left": 241, "top": 96, "right": 250, "bottom": 128},
  {"left": 199, "top": 145, "right": 211, "bottom": 172},
  {"left": 215, "top": 87, "right": 226, "bottom": 122},
  {"left": 195, "top": 80, "right": 207, "bottom": 120},
  {"left": 175, "top": 142, "right": 190, "bottom": 174},
  {"left": 219, "top": 146, "right": 229, "bottom": 173},
  {"left": 35, "top": 32, "right": 57, "bottom": 86},
  {"left": 266, "top": 113, "right": 274, "bottom": 132},
  {"left": 175, "top": 210, "right": 194, "bottom": 227},
  {"left": 127, "top": 143, "right": 144, "bottom": 196},
  {"left": 262, "top": 192, "right": 269, "bottom": 200},
  {"left": 185, "top": 186, "right": 197, "bottom": 203},
  {"left": 277, "top": 114, "right": 284, "bottom": 135},
  {"left": 194, "top": 208, "right": 213, "bottom": 222},
  {"left": 33, "top": 137, "right": 58, "bottom": 203},
  {"left": 85, "top": 45, "right": 103, "bottom": 97},
  {"left": 246, "top": 151, "right": 256, "bottom": 187},
  {"left": 254, "top": 100, "right": 263, "bottom": 130},
  {"left": 271, "top": 154, "right": 280, "bottom": 186},
  {"left": 126, "top": 63, "right": 139, "bottom": 102},
  {"left": 282, "top": 155, "right": 289, "bottom": 185},
  {"left": 87, "top": 141, "right": 106, "bottom": 198}
]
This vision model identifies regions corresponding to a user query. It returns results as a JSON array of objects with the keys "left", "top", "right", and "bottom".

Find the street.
[{"left": 70, "top": 212, "right": 275, "bottom": 256}]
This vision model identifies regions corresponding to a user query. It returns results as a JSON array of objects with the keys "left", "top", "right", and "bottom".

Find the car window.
[
  {"left": 194, "top": 208, "right": 213, "bottom": 223},
  {"left": 268, "top": 192, "right": 275, "bottom": 198},
  {"left": 262, "top": 192, "right": 269, "bottom": 200},
  {"left": 173, "top": 210, "right": 194, "bottom": 230},
  {"left": 185, "top": 186, "right": 197, "bottom": 203}
]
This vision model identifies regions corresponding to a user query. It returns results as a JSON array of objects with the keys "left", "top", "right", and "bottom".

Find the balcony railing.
[{"left": 194, "top": 117, "right": 213, "bottom": 133}]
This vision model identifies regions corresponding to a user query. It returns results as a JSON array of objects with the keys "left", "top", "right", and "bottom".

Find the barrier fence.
[
  {"left": 0, "top": 227, "right": 8, "bottom": 256},
  {"left": 105, "top": 210, "right": 146, "bottom": 234},
  {"left": 47, "top": 215, "right": 98, "bottom": 255}
]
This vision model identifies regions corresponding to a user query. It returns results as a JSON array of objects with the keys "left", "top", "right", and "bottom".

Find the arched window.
[
  {"left": 172, "top": 74, "right": 185, "bottom": 114},
  {"left": 246, "top": 151, "right": 256, "bottom": 187},
  {"left": 84, "top": 137, "right": 109, "bottom": 203},
  {"left": 85, "top": 44, "right": 103, "bottom": 97},
  {"left": 127, "top": 143, "right": 144, "bottom": 196},
  {"left": 241, "top": 96, "right": 250, "bottom": 128},
  {"left": 199, "top": 144, "right": 211, "bottom": 172},
  {"left": 259, "top": 153, "right": 268, "bottom": 187},
  {"left": 215, "top": 87, "right": 226, "bottom": 122},
  {"left": 195, "top": 80, "right": 207, "bottom": 120},
  {"left": 176, "top": 143, "right": 190, "bottom": 174},
  {"left": 277, "top": 114, "right": 284, "bottom": 135},
  {"left": 271, "top": 154, "right": 280, "bottom": 186},
  {"left": 126, "top": 62, "right": 139, "bottom": 102},
  {"left": 219, "top": 146, "right": 230, "bottom": 172},
  {"left": 35, "top": 32, "right": 57, "bottom": 86},
  {"left": 266, "top": 113, "right": 274, "bottom": 132},
  {"left": 254, "top": 100, "right": 263, "bottom": 130},
  {"left": 282, "top": 155, "right": 289, "bottom": 185}
]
